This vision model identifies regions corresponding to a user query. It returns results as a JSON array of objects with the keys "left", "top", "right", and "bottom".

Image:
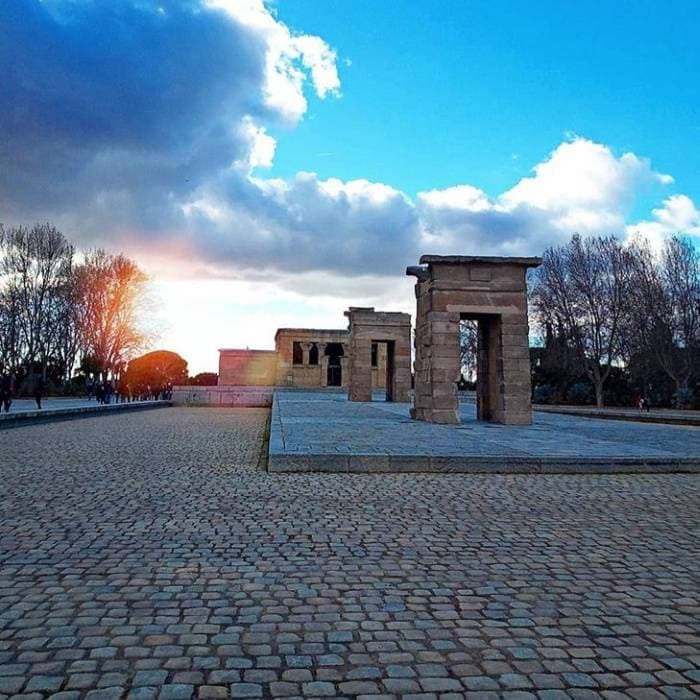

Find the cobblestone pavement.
[{"left": 1, "top": 407, "right": 699, "bottom": 700}]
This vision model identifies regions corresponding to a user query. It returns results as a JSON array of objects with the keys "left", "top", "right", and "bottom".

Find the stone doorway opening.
[
  {"left": 460, "top": 314, "right": 502, "bottom": 422},
  {"left": 325, "top": 342, "right": 344, "bottom": 386},
  {"left": 370, "top": 340, "right": 396, "bottom": 402},
  {"left": 459, "top": 318, "right": 478, "bottom": 386}
]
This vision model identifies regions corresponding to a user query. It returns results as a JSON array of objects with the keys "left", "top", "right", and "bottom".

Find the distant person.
[
  {"left": 0, "top": 374, "right": 13, "bottom": 413},
  {"left": 104, "top": 379, "right": 113, "bottom": 405},
  {"left": 95, "top": 381, "right": 105, "bottom": 405},
  {"left": 86, "top": 376, "right": 94, "bottom": 400},
  {"left": 33, "top": 376, "right": 45, "bottom": 410}
]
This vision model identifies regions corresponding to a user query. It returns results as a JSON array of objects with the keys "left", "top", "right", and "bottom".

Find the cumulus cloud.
[
  {"left": 0, "top": 0, "right": 340, "bottom": 245},
  {"left": 208, "top": 0, "right": 340, "bottom": 122},
  {"left": 416, "top": 138, "right": 691, "bottom": 257},
  {"left": 176, "top": 173, "right": 419, "bottom": 275},
  {"left": 0, "top": 2, "right": 697, "bottom": 286},
  {"left": 626, "top": 195, "right": 700, "bottom": 251}
]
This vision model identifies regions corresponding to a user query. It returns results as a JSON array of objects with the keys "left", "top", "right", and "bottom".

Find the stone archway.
[
  {"left": 407, "top": 255, "right": 541, "bottom": 425},
  {"left": 345, "top": 307, "right": 411, "bottom": 403}
]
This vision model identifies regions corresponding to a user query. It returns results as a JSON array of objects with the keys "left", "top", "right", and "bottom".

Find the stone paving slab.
[
  {"left": 0, "top": 399, "right": 171, "bottom": 429},
  {"left": 1, "top": 408, "right": 699, "bottom": 698},
  {"left": 269, "top": 391, "right": 700, "bottom": 473}
]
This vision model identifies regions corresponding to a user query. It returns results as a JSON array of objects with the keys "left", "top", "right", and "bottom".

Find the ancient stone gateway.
[
  {"left": 407, "top": 255, "right": 541, "bottom": 425},
  {"left": 345, "top": 307, "right": 412, "bottom": 403}
]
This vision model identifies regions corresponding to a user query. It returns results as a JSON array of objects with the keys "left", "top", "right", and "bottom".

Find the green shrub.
[{"left": 566, "top": 382, "right": 593, "bottom": 405}]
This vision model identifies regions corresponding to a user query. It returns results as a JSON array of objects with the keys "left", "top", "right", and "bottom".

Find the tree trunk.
[
  {"left": 594, "top": 380, "right": 604, "bottom": 408},
  {"left": 675, "top": 377, "right": 690, "bottom": 408}
]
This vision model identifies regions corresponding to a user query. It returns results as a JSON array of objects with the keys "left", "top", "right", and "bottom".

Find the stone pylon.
[{"left": 407, "top": 255, "right": 541, "bottom": 425}]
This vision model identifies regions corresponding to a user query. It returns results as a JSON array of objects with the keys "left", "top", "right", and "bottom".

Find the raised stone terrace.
[{"left": 269, "top": 391, "right": 700, "bottom": 473}]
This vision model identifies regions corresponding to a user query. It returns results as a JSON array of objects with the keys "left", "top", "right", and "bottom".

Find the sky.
[{"left": 2, "top": 0, "right": 699, "bottom": 373}]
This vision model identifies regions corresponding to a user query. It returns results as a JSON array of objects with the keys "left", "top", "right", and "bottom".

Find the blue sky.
[
  {"left": 271, "top": 0, "right": 699, "bottom": 213},
  {"left": 1, "top": 0, "right": 699, "bottom": 372}
]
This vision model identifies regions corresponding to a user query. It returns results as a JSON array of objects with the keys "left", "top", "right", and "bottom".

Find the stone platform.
[{"left": 268, "top": 390, "right": 700, "bottom": 473}]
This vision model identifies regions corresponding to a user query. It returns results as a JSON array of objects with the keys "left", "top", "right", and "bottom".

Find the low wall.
[
  {"left": 0, "top": 400, "right": 171, "bottom": 429},
  {"left": 172, "top": 385, "right": 273, "bottom": 407}
]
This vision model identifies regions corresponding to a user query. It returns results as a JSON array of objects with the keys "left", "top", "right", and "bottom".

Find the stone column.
[
  {"left": 317, "top": 342, "right": 328, "bottom": 387},
  {"left": 409, "top": 278, "right": 460, "bottom": 423},
  {"left": 427, "top": 309, "right": 461, "bottom": 424},
  {"left": 348, "top": 338, "right": 372, "bottom": 402},
  {"left": 300, "top": 342, "right": 312, "bottom": 366},
  {"left": 338, "top": 343, "right": 348, "bottom": 388},
  {"left": 496, "top": 314, "right": 533, "bottom": 424},
  {"left": 392, "top": 335, "right": 413, "bottom": 403}
]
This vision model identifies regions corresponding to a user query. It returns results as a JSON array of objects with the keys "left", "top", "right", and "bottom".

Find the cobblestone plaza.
[{"left": 1, "top": 408, "right": 700, "bottom": 699}]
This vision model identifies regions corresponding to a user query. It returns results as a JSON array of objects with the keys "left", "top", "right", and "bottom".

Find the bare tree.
[
  {"left": 74, "top": 250, "right": 151, "bottom": 378},
  {"left": 459, "top": 319, "right": 478, "bottom": 382},
  {"left": 662, "top": 237, "right": 700, "bottom": 400},
  {"left": 532, "top": 234, "right": 632, "bottom": 407},
  {"left": 0, "top": 223, "right": 74, "bottom": 383},
  {"left": 626, "top": 236, "right": 700, "bottom": 405}
]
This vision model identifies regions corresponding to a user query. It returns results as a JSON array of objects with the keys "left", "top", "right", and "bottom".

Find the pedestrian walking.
[
  {"left": 0, "top": 373, "right": 13, "bottom": 413},
  {"left": 33, "top": 375, "right": 45, "bottom": 410}
]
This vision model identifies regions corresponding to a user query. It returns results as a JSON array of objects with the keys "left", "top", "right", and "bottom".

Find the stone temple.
[
  {"left": 210, "top": 255, "right": 541, "bottom": 426},
  {"left": 218, "top": 314, "right": 401, "bottom": 393}
]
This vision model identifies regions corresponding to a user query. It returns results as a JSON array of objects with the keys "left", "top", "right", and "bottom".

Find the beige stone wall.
[
  {"left": 274, "top": 329, "right": 349, "bottom": 388},
  {"left": 173, "top": 385, "right": 272, "bottom": 407},
  {"left": 218, "top": 350, "right": 278, "bottom": 386},
  {"left": 371, "top": 343, "right": 388, "bottom": 389},
  {"left": 218, "top": 327, "right": 397, "bottom": 391}
]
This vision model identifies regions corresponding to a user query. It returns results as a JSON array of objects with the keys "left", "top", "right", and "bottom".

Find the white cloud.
[
  {"left": 293, "top": 35, "right": 342, "bottom": 98},
  {"left": 208, "top": 0, "right": 340, "bottom": 123},
  {"left": 503, "top": 139, "right": 671, "bottom": 211},
  {"left": 418, "top": 185, "right": 492, "bottom": 212},
  {"left": 626, "top": 194, "right": 700, "bottom": 251},
  {"left": 174, "top": 172, "right": 419, "bottom": 275},
  {"left": 1, "top": 3, "right": 696, "bottom": 286},
  {"left": 236, "top": 117, "right": 277, "bottom": 171},
  {"left": 415, "top": 137, "right": 689, "bottom": 257}
]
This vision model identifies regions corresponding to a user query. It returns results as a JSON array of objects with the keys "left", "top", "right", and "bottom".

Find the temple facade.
[{"left": 219, "top": 324, "right": 390, "bottom": 389}]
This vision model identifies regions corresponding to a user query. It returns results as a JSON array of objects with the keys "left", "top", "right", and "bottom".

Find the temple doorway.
[{"left": 325, "top": 342, "right": 343, "bottom": 386}]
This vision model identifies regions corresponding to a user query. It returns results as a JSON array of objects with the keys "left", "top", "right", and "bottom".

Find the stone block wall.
[
  {"left": 172, "top": 385, "right": 273, "bottom": 407},
  {"left": 218, "top": 350, "right": 278, "bottom": 386},
  {"left": 274, "top": 329, "right": 349, "bottom": 388}
]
